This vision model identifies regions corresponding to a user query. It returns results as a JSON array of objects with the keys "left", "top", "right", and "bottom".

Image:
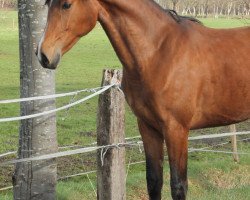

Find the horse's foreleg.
[
  {"left": 138, "top": 119, "right": 164, "bottom": 200},
  {"left": 164, "top": 122, "right": 188, "bottom": 200}
]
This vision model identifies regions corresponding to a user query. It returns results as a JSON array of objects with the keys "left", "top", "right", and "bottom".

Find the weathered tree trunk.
[
  {"left": 13, "top": 1, "right": 57, "bottom": 200},
  {"left": 228, "top": 2, "right": 233, "bottom": 18},
  {"left": 1, "top": 0, "right": 5, "bottom": 8},
  {"left": 171, "top": 0, "right": 179, "bottom": 11}
]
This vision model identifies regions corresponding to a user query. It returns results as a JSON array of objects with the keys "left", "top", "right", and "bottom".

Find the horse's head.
[{"left": 37, "top": 0, "right": 99, "bottom": 69}]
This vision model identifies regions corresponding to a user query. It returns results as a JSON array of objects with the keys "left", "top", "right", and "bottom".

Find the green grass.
[
  {"left": 200, "top": 18, "right": 250, "bottom": 28},
  {"left": 0, "top": 11, "right": 250, "bottom": 199}
]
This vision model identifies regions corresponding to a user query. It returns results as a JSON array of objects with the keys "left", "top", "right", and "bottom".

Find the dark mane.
[
  {"left": 165, "top": 9, "right": 202, "bottom": 25},
  {"left": 45, "top": 0, "right": 51, "bottom": 6}
]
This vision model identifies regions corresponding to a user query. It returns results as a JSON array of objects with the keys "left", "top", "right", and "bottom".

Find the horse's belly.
[
  {"left": 190, "top": 113, "right": 249, "bottom": 130},
  {"left": 190, "top": 99, "right": 250, "bottom": 129}
]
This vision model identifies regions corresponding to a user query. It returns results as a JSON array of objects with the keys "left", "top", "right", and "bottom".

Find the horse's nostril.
[
  {"left": 41, "top": 52, "right": 50, "bottom": 67},
  {"left": 38, "top": 51, "right": 60, "bottom": 70}
]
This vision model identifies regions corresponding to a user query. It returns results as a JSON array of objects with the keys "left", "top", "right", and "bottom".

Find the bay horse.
[{"left": 37, "top": 0, "right": 250, "bottom": 199}]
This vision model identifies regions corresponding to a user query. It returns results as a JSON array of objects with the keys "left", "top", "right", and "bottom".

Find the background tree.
[
  {"left": 154, "top": 0, "right": 250, "bottom": 18},
  {"left": 0, "top": 0, "right": 17, "bottom": 9},
  {"left": 13, "top": 0, "right": 57, "bottom": 199},
  {"left": 2, "top": 1, "right": 249, "bottom": 18},
  {"left": 171, "top": 0, "right": 180, "bottom": 10}
]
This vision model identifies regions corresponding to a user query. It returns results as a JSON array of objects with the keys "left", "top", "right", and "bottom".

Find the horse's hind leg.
[
  {"left": 164, "top": 121, "right": 188, "bottom": 200},
  {"left": 138, "top": 119, "right": 164, "bottom": 200}
]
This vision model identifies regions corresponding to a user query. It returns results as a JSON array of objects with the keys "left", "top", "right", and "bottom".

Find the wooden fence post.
[
  {"left": 229, "top": 124, "right": 239, "bottom": 162},
  {"left": 97, "top": 69, "right": 126, "bottom": 200}
]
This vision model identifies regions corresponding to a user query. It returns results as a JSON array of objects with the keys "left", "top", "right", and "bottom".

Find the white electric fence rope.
[
  {"left": 0, "top": 86, "right": 104, "bottom": 104},
  {"left": 0, "top": 160, "right": 149, "bottom": 192},
  {"left": 188, "top": 131, "right": 250, "bottom": 140},
  {"left": 0, "top": 186, "right": 13, "bottom": 191},
  {"left": 0, "top": 151, "right": 16, "bottom": 158},
  {"left": 0, "top": 145, "right": 92, "bottom": 158},
  {"left": 3, "top": 146, "right": 249, "bottom": 191},
  {"left": 0, "top": 134, "right": 249, "bottom": 160},
  {"left": 58, "top": 170, "right": 97, "bottom": 180},
  {"left": 2, "top": 136, "right": 250, "bottom": 166},
  {"left": 113, "top": 131, "right": 250, "bottom": 141},
  {"left": 0, "top": 84, "right": 115, "bottom": 123},
  {"left": 1, "top": 142, "right": 137, "bottom": 166},
  {"left": 0, "top": 138, "right": 249, "bottom": 191},
  {"left": 116, "top": 131, "right": 250, "bottom": 142}
]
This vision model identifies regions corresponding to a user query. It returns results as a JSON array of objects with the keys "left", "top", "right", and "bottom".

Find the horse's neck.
[{"left": 98, "top": 0, "right": 177, "bottom": 73}]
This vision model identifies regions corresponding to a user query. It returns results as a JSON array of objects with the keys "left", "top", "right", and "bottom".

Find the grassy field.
[{"left": 0, "top": 11, "right": 250, "bottom": 199}]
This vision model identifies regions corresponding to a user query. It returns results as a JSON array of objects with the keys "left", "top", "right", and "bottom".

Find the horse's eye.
[{"left": 62, "top": 2, "right": 71, "bottom": 10}]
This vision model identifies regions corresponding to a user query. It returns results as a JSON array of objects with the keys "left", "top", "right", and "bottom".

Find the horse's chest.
[
  {"left": 123, "top": 83, "right": 157, "bottom": 124},
  {"left": 127, "top": 94, "right": 149, "bottom": 118}
]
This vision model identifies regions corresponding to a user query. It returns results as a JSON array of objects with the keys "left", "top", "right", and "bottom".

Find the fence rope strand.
[
  {"left": 0, "top": 84, "right": 115, "bottom": 123},
  {"left": 0, "top": 86, "right": 104, "bottom": 104}
]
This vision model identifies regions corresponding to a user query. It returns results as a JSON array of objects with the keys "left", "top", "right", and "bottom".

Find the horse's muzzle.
[{"left": 36, "top": 49, "right": 61, "bottom": 70}]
